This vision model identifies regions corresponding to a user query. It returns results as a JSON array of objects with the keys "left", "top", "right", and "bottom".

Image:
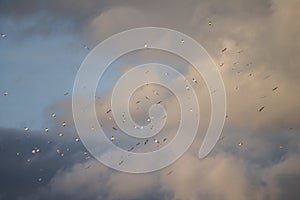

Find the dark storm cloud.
[{"left": 0, "top": 127, "right": 89, "bottom": 200}]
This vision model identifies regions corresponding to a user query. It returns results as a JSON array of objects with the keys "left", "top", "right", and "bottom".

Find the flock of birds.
[{"left": 1, "top": 20, "right": 286, "bottom": 179}]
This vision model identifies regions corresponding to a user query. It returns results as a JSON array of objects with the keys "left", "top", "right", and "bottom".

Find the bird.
[
  {"left": 167, "top": 170, "right": 173, "bottom": 175},
  {"left": 272, "top": 87, "right": 278, "bottom": 91},
  {"left": 144, "top": 139, "right": 149, "bottom": 145},
  {"left": 258, "top": 106, "right": 265, "bottom": 112},
  {"left": 119, "top": 160, "right": 124, "bottom": 165},
  {"left": 128, "top": 147, "right": 134, "bottom": 151},
  {"left": 0, "top": 33, "right": 7, "bottom": 38},
  {"left": 83, "top": 44, "right": 90, "bottom": 50},
  {"left": 221, "top": 47, "right": 227, "bottom": 53}
]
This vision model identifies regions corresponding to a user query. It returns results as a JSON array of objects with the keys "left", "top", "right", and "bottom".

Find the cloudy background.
[{"left": 0, "top": 0, "right": 300, "bottom": 199}]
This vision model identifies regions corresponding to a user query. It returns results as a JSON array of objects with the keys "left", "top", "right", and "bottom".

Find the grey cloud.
[
  {"left": 0, "top": 127, "right": 90, "bottom": 200},
  {"left": 1, "top": 0, "right": 300, "bottom": 199}
]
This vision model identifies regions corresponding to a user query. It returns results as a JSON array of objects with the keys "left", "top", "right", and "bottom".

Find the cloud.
[
  {"left": 0, "top": 127, "right": 89, "bottom": 200},
  {"left": 22, "top": 149, "right": 300, "bottom": 200},
  {"left": 1, "top": 0, "right": 300, "bottom": 199}
]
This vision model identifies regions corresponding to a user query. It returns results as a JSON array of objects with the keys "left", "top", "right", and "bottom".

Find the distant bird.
[
  {"left": 128, "top": 147, "right": 134, "bottom": 151},
  {"left": 272, "top": 87, "right": 278, "bottom": 91},
  {"left": 144, "top": 139, "right": 149, "bottom": 145},
  {"left": 110, "top": 136, "right": 115, "bottom": 141},
  {"left": 83, "top": 44, "right": 90, "bottom": 50},
  {"left": 219, "top": 63, "right": 224, "bottom": 67},
  {"left": 85, "top": 165, "right": 91, "bottom": 169},
  {"left": 258, "top": 106, "right": 265, "bottom": 112},
  {"left": 167, "top": 170, "right": 173, "bottom": 175},
  {"left": 221, "top": 47, "right": 227, "bottom": 53},
  {"left": 0, "top": 33, "right": 7, "bottom": 38},
  {"left": 211, "top": 90, "right": 217, "bottom": 94},
  {"left": 217, "top": 136, "right": 226, "bottom": 142}
]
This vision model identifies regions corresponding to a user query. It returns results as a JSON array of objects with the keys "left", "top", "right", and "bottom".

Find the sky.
[{"left": 0, "top": 0, "right": 300, "bottom": 199}]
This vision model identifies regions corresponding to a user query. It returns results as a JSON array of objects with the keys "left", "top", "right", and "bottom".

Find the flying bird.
[
  {"left": 272, "top": 87, "right": 278, "bottom": 91},
  {"left": 83, "top": 44, "right": 90, "bottom": 50},
  {"left": 144, "top": 139, "right": 149, "bottom": 145},
  {"left": 221, "top": 47, "right": 227, "bottom": 53},
  {"left": 106, "top": 109, "right": 111, "bottom": 114},
  {"left": 259, "top": 106, "right": 265, "bottom": 112},
  {"left": 0, "top": 33, "right": 7, "bottom": 38},
  {"left": 128, "top": 147, "right": 134, "bottom": 151},
  {"left": 167, "top": 170, "right": 173, "bottom": 175}
]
